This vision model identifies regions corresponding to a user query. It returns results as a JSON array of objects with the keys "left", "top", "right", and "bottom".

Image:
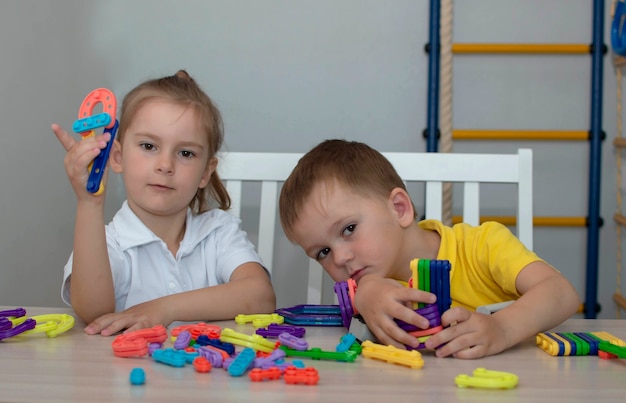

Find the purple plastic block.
[
  {"left": 173, "top": 330, "right": 192, "bottom": 350},
  {"left": 0, "top": 318, "right": 36, "bottom": 340},
  {"left": 0, "top": 308, "right": 26, "bottom": 318},
  {"left": 278, "top": 332, "right": 309, "bottom": 351},
  {"left": 256, "top": 324, "right": 306, "bottom": 338}
]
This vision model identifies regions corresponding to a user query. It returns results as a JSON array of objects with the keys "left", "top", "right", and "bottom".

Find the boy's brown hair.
[{"left": 279, "top": 139, "right": 416, "bottom": 240}]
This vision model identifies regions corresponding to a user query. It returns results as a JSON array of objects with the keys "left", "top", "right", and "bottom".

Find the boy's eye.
[
  {"left": 180, "top": 150, "right": 195, "bottom": 158},
  {"left": 140, "top": 143, "right": 155, "bottom": 151},
  {"left": 342, "top": 224, "right": 356, "bottom": 236},
  {"left": 316, "top": 247, "right": 330, "bottom": 260}
]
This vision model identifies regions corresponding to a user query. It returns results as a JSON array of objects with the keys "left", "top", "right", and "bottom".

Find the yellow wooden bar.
[
  {"left": 451, "top": 216, "right": 587, "bottom": 227},
  {"left": 453, "top": 130, "right": 588, "bottom": 141},
  {"left": 452, "top": 43, "right": 590, "bottom": 54}
]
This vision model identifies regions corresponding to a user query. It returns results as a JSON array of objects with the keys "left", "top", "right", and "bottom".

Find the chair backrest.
[{"left": 218, "top": 148, "right": 533, "bottom": 305}]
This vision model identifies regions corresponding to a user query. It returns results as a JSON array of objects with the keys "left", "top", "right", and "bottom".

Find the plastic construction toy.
[
  {"left": 395, "top": 304, "right": 442, "bottom": 332},
  {"left": 173, "top": 330, "right": 192, "bottom": 350},
  {"left": 0, "top": 318, "right": 36, "bottom": 341},
  {"left": 278, "top": 332, "right": 308, "bottom": 351},
  {"left": 129, "top": 368, "right": 146, "bottom": 385},
  {"left": 249, "top": 367, "right": 281, "bottom": 382},
  {"left": 193, "top": 356, "right": 212, "bottom": 373},
  {"left": 235, "top": 313, "right": 284, "bottom": 328},
  {"left": 274, "top": 304, "right": 343, "bottom": 326},
  {"left": 455, "top": 368, "right": 519, "bottom": 389},
  {"left": 409, "top": 258, "right": 451, "bottom": 315},
  {"left": 195, "top": 335, "right": 235, "bottom": 355},
  {"left": 219, "top": 328, "right": 277, "bottom": 353},
  {"left": 283, "top": 367, "right": 320, "bottom": 385},
  {"left": 334, "top": 281, "right": 355, "bottom": 328},
  {"left": 536, "top": 331, "right": 626, "bottom": 358},
  {"left": 335, "top": 333, "right": 357, "bottom": 353},
  {"left": 152, "top": 348, "right": 187, "bottom": 368},
  {"left": 228, "top": 347, "right": 257, "bottom": 377},
  {"left": 361, "top": 341, "right": 424, "bottom": 369},
  {"left": 197, "top": 346, "right": 226, "bottom": 368},
  {"left": 280, "top": 346, "right": 358, "bottom": 362},
  {"left": 256, "top": 323, "right": 306, "bottom": 339},
  {"left": 171, "top": 322, "right": 221, "bottom": 340},
  {"left": 112, "top": 325, "right": 168, "bottom": 357},
  {"left": 72, "top": 88, "right": 119, "bottom": 195}
]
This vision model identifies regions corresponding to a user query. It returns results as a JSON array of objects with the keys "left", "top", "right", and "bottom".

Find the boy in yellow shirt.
[{"left": 279, "top": 139, "right": 580, "bottom": 359}]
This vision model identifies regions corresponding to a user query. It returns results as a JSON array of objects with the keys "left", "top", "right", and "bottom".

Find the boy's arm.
[
  {"left": 84, "top": 262, "right": 276, "bottom": 336},
  {"left": 425, "top": 261, "right": 580, "bottom": 359}
]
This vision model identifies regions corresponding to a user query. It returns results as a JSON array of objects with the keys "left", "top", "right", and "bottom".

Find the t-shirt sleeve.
[
  {"left": 212, "top": 214, "right": 266, "bottom": 284},
  {"left": 475, "top": 222, "right": 544, "bottom": 296}
]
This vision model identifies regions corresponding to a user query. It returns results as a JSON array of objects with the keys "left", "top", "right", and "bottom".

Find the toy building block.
[
  {"left": 361, "top": 340, "right": 424, "bottom": 369},
  {"left": 455, "top": 368, "right": 518, "bottom": 389},
  {"left": 256, "top": 323, "right": 306, "bottom": 338},
  {"left": 152, "top": 348, "right": 187, "bottom": 368},
  {"left": 193, "top": 356, "right": 212, "bottom": 373},
  {"left": 280, "top": 346, "right": 358, "bottom": 362},
  {"left": 220, "top": 328, "right": 276, "bottom": 353},
  {"left": 228, "top": 347, "right": 256, "bottom": 377},
  {"left": 129, "top": 368, "right": 146, "bottom": 385},
  {"left": 249, "top": 367, "right": 282, "bottom": 382},
  {"left": 284, "top": 367, "right": 320, "bottom": 385},
  {"left": 278, "top": 332, "right": 309, "bottom": 350},
  {"left": 235, "top": 313, "right": 284, "bottom": 328}
]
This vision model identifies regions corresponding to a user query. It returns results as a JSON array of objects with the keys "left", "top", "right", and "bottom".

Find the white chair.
[{"left": 218, "top": 148, "right": 533, "bottom": 305}]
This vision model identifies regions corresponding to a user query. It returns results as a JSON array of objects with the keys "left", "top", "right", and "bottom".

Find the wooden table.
[{"left": 1, "top": 306, "right": 625, "bottom": 402}]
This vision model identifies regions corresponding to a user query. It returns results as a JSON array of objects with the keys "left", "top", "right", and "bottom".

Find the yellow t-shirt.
[{"left": 418, "top": 220, "right": 545, "bottom": 311}]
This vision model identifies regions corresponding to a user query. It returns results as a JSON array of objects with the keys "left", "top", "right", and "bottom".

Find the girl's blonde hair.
[{"left": 117, "top": 70, "right": 230, "bottom": 214}]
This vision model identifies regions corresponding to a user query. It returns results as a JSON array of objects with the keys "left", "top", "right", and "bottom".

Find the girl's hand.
[
  {"left": 52, "top": 123, "right": 111, "bottom": 202},
  {"left": 354, "top": 276, "right": 436, "bottom": 349},
  {"left": 84, "top": 299, "right": 171, "bottom": 336}
]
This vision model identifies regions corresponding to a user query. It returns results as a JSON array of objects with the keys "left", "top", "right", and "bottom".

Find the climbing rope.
[
  {"left": 439, "top": 0, "right": 454, "bottom": 226},
  {"left": 612, "top": 0, "right": 625, "bottom": 317}
]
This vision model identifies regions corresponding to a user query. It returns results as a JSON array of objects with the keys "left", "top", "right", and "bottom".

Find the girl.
[{"left": 53, "top": 70, "right": 276, "bottom": 336}]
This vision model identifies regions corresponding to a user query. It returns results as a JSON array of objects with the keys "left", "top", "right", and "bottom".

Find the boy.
[{"left": 279, "top": 139, "right": 580, "bottom": 359}]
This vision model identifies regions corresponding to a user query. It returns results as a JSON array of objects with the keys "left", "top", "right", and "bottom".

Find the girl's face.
[
  {"left": 111, "top": 99, "right": 215, "bottom": 222},
  {"left": 289, "top": 179, "right": 412, "bottom": 283}
]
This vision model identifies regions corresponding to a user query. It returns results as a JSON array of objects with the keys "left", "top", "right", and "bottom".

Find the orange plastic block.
[
  {"left": 193, "top": 356, "right": 212, "bottom": 373},
  {"left": 112, "top": 325, "right": 168, "bottom": 358},
  {"left": 249, "top": 367, "right": 282, "bottom": 382},
  {"left": 171, "top": 322, "right": 221, "bottom": 339},
  {"left": 284, "top": 367, "right": 319, "bottom": 385}
]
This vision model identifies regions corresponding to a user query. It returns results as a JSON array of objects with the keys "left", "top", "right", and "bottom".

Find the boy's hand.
[
  {"left": 52, "top": 123, "right": 111, "bottom": 201},
  {"left": 354, "top": 276, "right": 436, "bottom": 349},
  {"left": 84, "top": 300, "right": 171, "bottom": 336},
  {"left": 424, "top": 307, "right": 509, "bottom": 359}
]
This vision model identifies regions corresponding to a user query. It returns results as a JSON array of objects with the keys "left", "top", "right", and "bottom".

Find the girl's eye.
[
  {"left": 180, "top": 150, "right": 195, "bottom": 159},
  {"left": 342, "top": 224, "right": 356, "bottom": 236},
  {"left": 140, "top": 143, "right": 155, "bottom": 151},
  {"left": 316, "top": 247, "right": 330, "bottom": 260}
]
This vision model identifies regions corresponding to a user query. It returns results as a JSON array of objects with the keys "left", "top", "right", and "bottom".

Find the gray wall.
[{"left": 1, "top": 0, "right": 622, "bottom": 318}]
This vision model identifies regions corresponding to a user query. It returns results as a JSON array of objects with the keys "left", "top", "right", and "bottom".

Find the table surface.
[{"left": 1, "top": 306, "right": 625, "bottom": 403}]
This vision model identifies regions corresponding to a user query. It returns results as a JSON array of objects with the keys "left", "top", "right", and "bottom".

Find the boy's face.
[{"left": 290, "top": 179, "right": 411, "bottom": 283}]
